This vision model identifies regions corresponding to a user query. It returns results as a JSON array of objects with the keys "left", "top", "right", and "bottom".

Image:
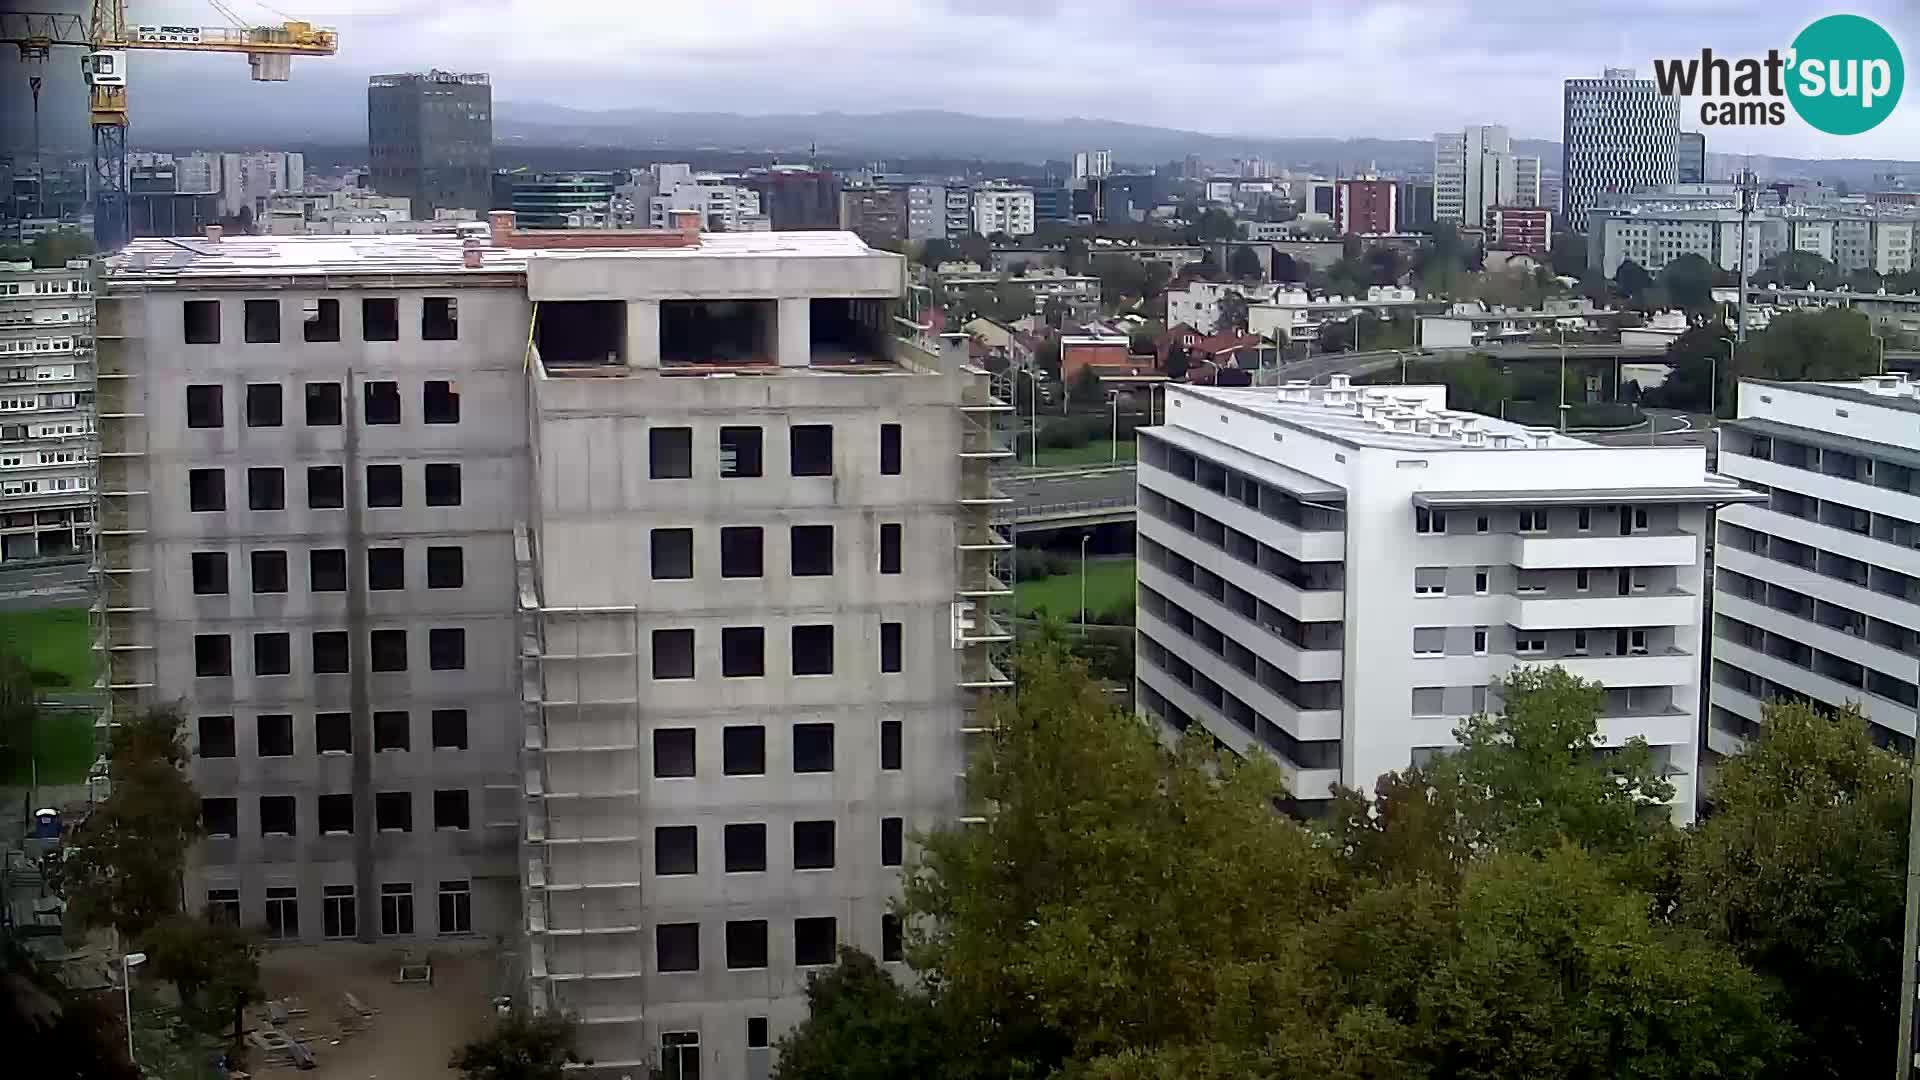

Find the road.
[
  {"left": 1001, "top": 466, "right": 1137, "bottom": 513},
  {"left": 0, "top": 560, "right": 89, "bottom": 611}
]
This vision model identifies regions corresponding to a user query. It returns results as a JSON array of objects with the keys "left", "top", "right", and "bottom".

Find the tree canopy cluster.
[
  {"left": 776, "top": 643, "right": 1907, "bottom": 1080},
  {"left": 1643, "top": 306, "right": 1882, "bottom": 414}
]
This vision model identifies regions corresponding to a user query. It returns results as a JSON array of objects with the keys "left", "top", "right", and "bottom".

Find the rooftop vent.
[
  {"left": 1463, "top": 429, "right": 1486, "bottom": 446},
  {"left": 1863, "top": 373, "right": 1910, "bottom": 396},
  {"left": 1328, "top": 373, "right": 1352, "bottom": 390}
]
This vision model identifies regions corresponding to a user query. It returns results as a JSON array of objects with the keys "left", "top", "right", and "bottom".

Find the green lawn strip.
[
  {"left": 1031, "top": 438, "right": 1139, "bottom": 469},
  {"left": 0, "top": 606, "right": 94, "bottom": 690},
  {"left": 1016, "top": 558, "right": 1136, "bottom": 621}
]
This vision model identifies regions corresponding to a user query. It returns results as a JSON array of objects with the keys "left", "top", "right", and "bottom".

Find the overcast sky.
[{"left": 35, "top": 0, "right": 1920, "bottom": 159}]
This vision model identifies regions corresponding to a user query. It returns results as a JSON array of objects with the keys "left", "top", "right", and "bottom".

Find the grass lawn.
[
  {"left": 1031, "top": 438, "right": 1138, "bottom": 469},
  {"left": 1017, "top": 557, "right": 1136, "bottom": 621},
  {"left": 0, "top": 606, "right": 97, "bottom": 786}
]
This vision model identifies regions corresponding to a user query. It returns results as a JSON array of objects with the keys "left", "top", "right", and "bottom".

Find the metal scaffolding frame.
[{"left": 90, "top": 285, "right": 152, "bottom": 732}]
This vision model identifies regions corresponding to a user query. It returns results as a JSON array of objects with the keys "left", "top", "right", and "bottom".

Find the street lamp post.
[
  {"left": 1715, "top": 334, "right": 1736, "bottom": 422},
  {"left": 1557, "top": 327, "right": 1569, "bottom": 433},
  {"left": 122, "top": 951, "right": 147, "bottom": 1063},
  {"left": 1108, "top": 390, "right": 1120, "bottom": 465},
  {"left": 1079, "top": 533, "right": 1090, "bottom": 628}
]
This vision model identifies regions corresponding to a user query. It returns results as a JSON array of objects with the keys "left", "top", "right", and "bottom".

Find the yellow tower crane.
[{"left": 0, "top": 1, "right": 337, "bottom": 250}]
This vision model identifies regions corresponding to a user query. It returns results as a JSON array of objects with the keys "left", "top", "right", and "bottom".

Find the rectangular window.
[
  {"left": 305, "top": 381, "right": 342, "bottom": 425},
  {"left": 652, "top": 528, "right": 694, "bottom": 579},
  {"left": 723, "top": 725, "right": 765, "bottom": 776},
  {"left": 1628, "top": 628, "right": 1649, "bottom": 655},
  {"left": 433, "top": 789, "right": 470, "bottom": 830},
  {"left": 719, "top": 425, "right": 762, "bottom": 478},
  {"left": 1518, "top": 509, "right": 1547, "bottom": 534},
  {"left": 323, "top": 884, "right": 356, "bottom": 939},
  {"left": 245, "top": 383, "right": 282, "bottom": 427},
  {"left": 1411, "top": 687, "right": 1446, "bottom": 715},
  {"left": 426, "top": 545, "right": 463, "bottom": 589},
  {"left": 794, "top": 916, "right": 837, "bottom": 966},
  {"left": 881, "top": 621, "right": 903, "bottom": 673},
  {"left": 244, "top": 300, "right": 280, "bottom": 343},
  {"left": 253, "top": 632, "right": 291, "bottom": 676},
  {"left": 371, "top": 628, "right": 408, "bottom": 672},
  {"left": 1415, "top": 507, "right": 1446, "bottom": 534},
  {"left": 242, "top": 469, "right": 286, "bottom": 514},
  {"left": 654, "top": 728, "right": 696, "bottom": 778},
  {"left": 422, "top": 297, "right": 458, "bottom": 340},
  {"left": 1576, "top": 568, "right": 1590, "bottom": 593},
  {"left": 1412, "top": 627, "right": 1445, "bottom": 657},
  {"left": 256, "top": 713, "right": 293, "bottom": 756},
  {"left": 1475, "top": 514, "right": 1489, "bottom": 533},
  {"left": 250, "top": 550, "right": 288, "bottom": 593},
  {"left": 791, "top": 525, "right": 834, "bottom": 577},
  {"left": 1473, "top": 627, "right": 1489, "bottom": 655},
  {"left": 748, "top": 1016, "right": 769, "bottom": 1050},
  {"left": 424, "top": 463, "right": 461, "bottom": 506},
  {"left": 437, "top": 880, "right": 471, "bottom": 935},
  {"left": 1474, "top": 567, "right": 1490, "bottom": 595},
  {"left": 376, "top": 791, "right": 412, "bottom": 832},
  {"left": 793, "top": 722, "right": 835, "bottom": 773},
  {"left": 364, "top": 380, "right": 400, "bottom": 425},
  {"left": 1577, "top": 507, "right": 1591, "bottom": 532},
  {"left": 183, "top": 300, "right": 220, "bottom": 344},
  {"left": 720, "top": 526, "right": 763, "bottom": 578},
  {"left": 207, "top": 889, "right": 241, "bottom": 925},
  {"left": 725, "top": 822, "right": 767, "bottom": 873},
  {"left": 310, "top": 551, "right": 347, "bottom": 593},
  {"left": 726, "top": 919, "right": 769, "bottom": 969},
  {"left": 191, "top": 551, "right": 228, "bottom": 595},
  {"left": 362, "top": 298, "right": 399, "bottom": 341},
  {"left": 883, "top": 913, "right": 903, "bottom": 963},
  {"left": 656, "top": 825, "right": 698, "bottom": 875},
  {"left": 1632, "top": 507, "right": 1649, "bottom": 532},
  {"left": 303, "top": 299, "right": 340, "bottom": 343},
  {"left": 1515, "top": 635, "right": 1546, "bottom": 655},
  {"left": 315, "top": 711, "right": 352, "bottom": 754},
  {"left": 198, "top": 714, "right": 235, "bottom": 758},
  {"left": 375, "top": 710, "right": 410, "bottom": 752},
  {"left": 652, "top": 628, "right": 695, "bottom": 680},
  {"left": 656, "top": 923, "right": 700, "bottom": 972},
  {"left": 663, "top": 1032, "right": 701, "bottom": 1080},
  {"left": 880, "top": 422, "right": 902, "bottom": 475},
  {"left": 881, "top": 816, "right": 904, "bottom": 867},
  {"left": 194, "top": 633, "right": 231, "bottom": 677},
  {"left": 311, "top": 630, "right": 350, "bottom": 674},
  {"left": 423, "top": 379, "right": 460, "bottom": 423},
  {"left": 1572, "top": 630, "right": 1589, "bottom": 655},
  {"left": 367, "top": 547, "right": 405, "bottom": 591},
  {"left": 260, "top": 795, "right": 296, "bottom": 837},
  {"left": 186, "top": 384, "right": 224, "bottom": 428},
  {"left": 1413, "top": 567, "right": 1446, "bottom": 596},
  {"left": 879, "top": 522, "right": 902, "bottom": 575},
  {"left": 432, "top": 709, "right": 469, "bottom": 750},
  {"left": 428, "top": 628, "right": 466, "bottom": 671},
  {"left": 189, "top": 468, "right": 225, "bottom": 512},
  {"left": 793, "top": 819, "right": 836, "bottom": 869},
  {"left": 880, "top": 719, "right": 902, "bottom": 770},
  {"left": 202, "top": 797, "right": 237, "bottom": 837},
  {"left": 722, "top": 626, "right": 765, "bottom": 677},
  {"left": 380, "top": 883, "right": 414, "bottom": 936},
  {"left": 318, "top": 793, "right": 353, "bottom": 835},
  {"left": 265, "top": 886, "right": 298, "bottom": 939},
  {"left": 793, "top": 624, "right": 835, "bottom": 675},
  {"left": 650, "top": 427, "right": 693, "bottom": 479},
  {"left": 791, "top": 424, "right": 833, "bottom": 476},
  {"left": 366, "top": 464, "right": 403, "bottom": 507}
]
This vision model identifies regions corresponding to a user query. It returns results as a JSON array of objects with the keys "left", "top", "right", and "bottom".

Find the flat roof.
[
  {"left": 1177, "top": 384, "right": 1600, "bottom": 453},
  {"left": 1141, "top": 425, "right": 1344, "bottom": 502},
  {"left": 1413, "top": 485, "right": 1764, "bottom": 508},
  {"left": 1746, "top": 377, "right": 1920, "bottom": 417},
  {"left": 1725, "top": 415, "right": 1920, "bottom": 471}
]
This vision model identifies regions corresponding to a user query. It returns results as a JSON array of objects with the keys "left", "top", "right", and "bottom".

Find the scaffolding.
[{"left": 89, "top": 285, "right": 152, "bottom": 731}]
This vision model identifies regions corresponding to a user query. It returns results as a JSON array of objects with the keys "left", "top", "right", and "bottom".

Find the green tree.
[
  {"left": 1549, "top": 232, "right": 1588, "bottom": 278},
  {"left": 1041, "top": 296, "right": 1074, "bottom": 330},
  {"left": 916, "top": 238, "right": 956, "bottom": 270},
  {"left": 772, "top": 948, "right": 950, "bottom": 1080},
  {"left": 1228, "top": 245, "right": 1265, "bottom": 281},
  {"left": 1657, "top": 252, "right": 1716, "bottom": 312},
  {"left": 1091, "top": 255, "right": 1148, "bottom": 307},
  {"left": 1316, "top": 318, "right": 1353, "bottom": 353},
  {"left": 1644, "top": 325, "right": 1732, "bottom": 413},
  {"left": 450, "top": 1009, "right": 585, "bottom": 1080},
  {"left": 1063, "top": 235, "right": 1089, "bottom": 275},
  {"left": 141, "top": 915, "right": 264, "bottom": 1052},
  {"left": 1741, "top": 306, "right": 1879, "bottom": 382},
  {"left": 1271, "top": 251, "right": 1301, "bottom": 283},
  {"left": 957, "top": 233, "right": 991, "bottom": 267},
  {"left": 993, "top": 279, "right": 1036, "bottom": 323},
  {"left": 1757, "top": 249, "right": 1841, "bottom": 289},
  {"left": 29, "top": 229, "right": 93, "bottom": 269},
  {"left": 1164, "top": 343, "right": 1189, "bottom": 381},
  {"left": 1614, "top": 258, "right": 1652, "bottom": 299},
  {"left": 2, "top": 941, "right": 141, "bottom": 1080},
  {"left": 1677, "top": 701, "right": 1908, "bottom": 1080},
  {"left": 1214, "top": 290, "right": 1250, "bottom": 336},
  {"left": 1067, "top": 365, "right": 1103, "bottom": 408},
  {"left": 44, "top": 706, "right": 200, "bottom": 941},
  {"left": 0, "top": 645, "right": 44, "bottom": 783}
]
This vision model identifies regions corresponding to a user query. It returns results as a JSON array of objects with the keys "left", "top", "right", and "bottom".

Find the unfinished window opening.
[
  {"left": 793, "top": 820, "right": 835, "bottom": 869},
  {"left": 880, "top": 523, "right": 902, "bottom": 574},
  {"left": 794, "top": 917, "right": 836, "bottom": 966},
  {"left": 362, "top": 298, "right": 399, "bottom": 341},
  {"left": 727, "top": 920, "right": 769, "bottom": 970},
  {"left": 183, "top": 300, "right": 220, "bottom": 344},
  {"left": 653, "top": 628, "right": 695, "bottom": 680},
  {"left": 245, "top": 383, "right": 282, "bottom": 427},
  {"left": 881, "top": 816, "right": 903, "bottom": 866},
  {"left": 720, "top": 426, "right": 762, "bottom": 478},
  {"left": 310, "top": 552, "right": 347, "bottom": 594},
  {"left": 792, "top": 722, "right": 834, "bottom": 773},
  {"left": 364, "top": 380, "right": 401, "bottom": 424},
  {"left": 431, "top": 709, "right": 468, "bottom": 750},
  {"left": 375, "top": 791, "right": 412, "bottom": 832},
  {"left": 424, "top": 463, "right": 462, "bottom": 506},
  {"left": 429, "top": 627, "right": 466, "bottom": 671},
  {"left": 194, "top": 633, "right": 231, "bottom": 677},
  {"left": 792, "top": 624, "right": 835, "bottom": 676},
  {"left": 316, "top": 711, "right": 352, "bottom": 754},
  {"left": 661, "top": 299, "right": 776, "bottom": 365},
  {"left": 720, "top": 526, "right": 763, "bottom": 579},
  {"left": 247, "top": 467, "right": 285, "bottom": 511},
  {"left": 725, "top": 823, "right": 766, "bottom": 872},
  {"left": 790, "top": 424, "right": 833, "bottom": 476},
  {"left": 375, "top": 710, "right": 410, "bottom": 751},
  {"left": 881, "top": 621, "right": 903, "bottom": 673},
  {"left": 808, "top": 298, "right": 889, "bottom": 364},
  {"left": 883, "top": 913, "right": 903, "bottom": 962},
  {"left": 305, "top": 381, "right": 342, "bottom": 425},
  {"left": 422, "top": 297, "right": 458, "bottom": 341},
  {"left": 433, "top": 789, "right": 469, "bottom": 830},
  {"left": 191, "top": 551, "right": 228, "bottom": 595},
  {"left": 312, "top": 630, "right": 349, "bottom": 672},
  {"left": 427, "top": 546, "right": 463, "bottom": 589},
  {"left": 652, "top": 527, "right": 694, "bottom": 579},
  {"left": 253, "top": 632, "right": 291, "bottom": 676},
  {"left": 535, "top": 299, "right": 625, "bottom": 366},
  {"left": 244, "top": 300, "right": 280, "bottom": 343},
  {"left": 722, "top": 626, "right": 765, "bottom": 677},
  {"left": 790, "top": 525, "right": 834, "bottom": 577},
  {"left": 303, "top": 298, "right": 340, "bottom": 342},
  {"left": 655, "top": 825, "right": 698, "bottom": 875},
  {"left": 257, "top": 714, "right": 293, "bottom": 756},
  {"left": 880, "top": 423, "right": 902, "bottom": 475},
  {"left": 880, "top": 719, "right": 902, "bottom": 770},
  {"left": 189, "top": 468, "right": 225, "bottom": 512},
  {"left": 186, "top": 384, "right": 223, "bottom": 428},
  {"left": 654, "top": 728, "right": 696, "bottom": 778},
  {"left": 259, "top": 796, "right": 295, "bottom": 837},
  {"left": 423, "top": 380, "right": 460, "bottom": 423},
  {"left": 198, "top": 715, "right": 235, "bottom": 758},
  {"left": 656, "top": 923, "right": 700, "bottom": 972},
  {"left": 371, "top": 628, "right": 408, "bottom": 672},
  {"left": 318, "top": 793, "right": 353, "bottom": 835},
  {"left": 367, "top": 547, "right": 404, "bottom": 591},
  {"left": 366, "top": 464, "right": 403, "bottom": 507},
  {"left": 650, "top": 427, "right": 693, "bottom": 479},
  {"left": 202, "top": 797, "right": 237, "bottom": 838},
  {"left": 723, "top": 725, "right": 765, "bottom": 775}
]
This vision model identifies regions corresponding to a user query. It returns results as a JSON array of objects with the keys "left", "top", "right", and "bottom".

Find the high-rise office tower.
[
  {"left": 1562, "top": 68, "right": 1679, "bottom": 232},
  {"left": 368, "top": 71, "right": 494, "bottom": 218},
  {"left": 1678, "top": 131, "right": 1707, "bottom": 184},
  {"left": 1433, "top": 125, "right": 1535, "bottom": 228}
]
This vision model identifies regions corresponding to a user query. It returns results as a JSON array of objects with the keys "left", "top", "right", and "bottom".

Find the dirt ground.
[{"left": 251, "top": 941, "right": 500, "bottom": 1078}]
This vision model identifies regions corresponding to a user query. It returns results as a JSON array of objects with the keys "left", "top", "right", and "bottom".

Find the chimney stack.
[
  {"left": 204, "top": 224, "right": 223, "bottom": 242},
  {"left": 488, "top": 209, "right": 516, "bottom": 248},
  {"left": 671, "top": 208, "right": 701, "bottom": 241},
  {"left": 462, "top": 238, "right": 483, "bottom": 269}
]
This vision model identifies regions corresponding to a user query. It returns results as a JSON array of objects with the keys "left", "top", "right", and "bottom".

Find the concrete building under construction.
[{"left": 95, "top": 211, "right": 1011, "bottom": 1078}]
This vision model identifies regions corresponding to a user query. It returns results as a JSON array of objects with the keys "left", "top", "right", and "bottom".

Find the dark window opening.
[
  {"left": 362, "top": 298, "right": 399, "bottom": 341},
  {"left": 376, "top": 791, "right": 412, "bottom": 832},
  {"left": 307, "top": 465, "right": 344, "bottom": 509},
  {"left": 303, "top": 298, "right": 340, "bottom": 342},
  {"left": 375, "top": 710, "right": 410, "bottom": 751},
  {"left": 791, "top": 525, "right": 834, "bottom": 577},
  {"left": 534, "top": 300, "right": 626, "bottom": 366},
  {"left": 305, "top": 381, "right": 342, "bottom": 425},
  {"left": 253, "top": 632, "right": 291, "bottom": 676},
  {"left": 250, "top": 550, "right": 287, "bottom": 593},
  {"left": 424, "top": 463, "right": 461, "bottom": 506},
  {"left": 310, "top": 552, "right": 347, "bottom": 594},
  {"left": 312, "top": 631, "right": 349, "bottom": 673},
  {"left": 183, "top": 300, "right": 220, "bottom": 344},
  {"left": 318, "top": 793, "right": 353, "bottom": 835},
  {"left": 256, "top": 714, "right": 293, "bottom": 756},
  {"left": 720, "top": 426, "right": 762, "bottom": 477},
  {"left": 720, "top": 526, "right": 763, "bottom": 578},
  {"left": 650, "top": 427, "right": 693, "bottom": 479},
  {"left": 202, "top": 797, "right": 237, "bottom": 837},
  {"left": 725, "top": 823, "right": 766, "bottom": 872},
  {"left": 809, "top": 297, "right": 888, "bottom": 363},
  {"left": 794, "top": 916, "right": 837, "bottom": 966},
  {"left": 259, "top": 795, "right": 295, "bottom": 837},
  {"left": 880, "top": 522, "right": 902, "bottom": 574},
  {"left": 429, "top": 627, "right": 466, "bottom": 670},
  {"left": 881, "top": 719, "right": 902, "bottom": 770},
  {"left": 197, "top": 715, "right": 235, "bottom": 758},
  {"left": 422, "top": 297, "right": 458, "bottom": 340},
  {"left": 244, "top": 299, "right": 280, "bottom": 343},
  {"left": 423, "top": 379, "right": 460, "bottom": 423},
  {"left": 189, "top": 468, "right": 225, "bottom": 512},
  {"left": 432, "top": 709, "right": 468, "bottom": 750},
  {"left": 245, "top": 383, "right": 282, "bottom": 426},
  {"left": 654, "top": 728, "right": 696, "bottom": 778},
  {"left": 882, "top": 816, "right": 904, "bottom": 866},
  {"left": 880, "top": 423, "right": 902, "bottom": 475},
  {"left": 364, "top": 380, "right": 401, "bottom": 424},
  {"left": 371, "top": 629, "right": 408, "bottom": 672},
  {"left": 656, "top": 922, "right": 700, "bottom": 972},
  {"left": 790, "top": 424, "right": 833, "bottom": 476},
  {"left": 368, "top": 548, "right": 404, "bottom": 590},
  {"left": 433, "top": 789, "right": 469, "bottom": 830},
  {"left": 186, "top": 384, "right": 223, "bottom": 428},
  {"left": 247, "top": 468, "right": 285, "bottom": 511},
  {"left": 661, "top": 298, "right": 777, "bottom": 365},
  {"left": 191, "top": 551, "right": 228, "bottom": 595},
  {"left": 265, "top": 886, "right": 298, "bottom": 938},
  {"left": 793, "top": 722, "right": 834, "bottom": 773},
  {"left": 324, "top": 885, "right": 357, "bottom": 938},
  {"left": 726, "top": 920, "right": 769, "bottom": 969},
  {"left": 652, "top": 528, "right": 694, "bottom": 579},
  {"left": 793, "top": 820, "right": 835, "bottom": 869},
  {"left": 316, "top": 711, "right": 352, "bottom": 754},
  {"left": 655, "top": 825, "right": 698, "bottom": 875},
  {"left": 366, "top": 464, "right": 403, "bottom": 507},
  {"left": 881, "top": 621, "right": 903, "bottom": 673},
  {"left": 194, "top": 633, "right": 230, "bottom": 677},
  {"left": 793, "top": 624, "right": 835, "bottom": 676},
  {"left": 722, "top": 626, "right": 765, "bottom": 677},
  {"left": 748, "top": 1017, "right": 769, "bottom": 1049},
  {"left": 427, "top": 546, "right": 463, "bottom": 589},
  {"left": 653, "top": 629, "right": 695, "bottom": 680},
  {"left": 883, "top": 913, "right": 903, "bottom": 962},
  {"left": 380, "top": 883, "right": 414, "bottom": 936},
  {"left": 723, "top": 725, "right": 765, "bottom": 775}
]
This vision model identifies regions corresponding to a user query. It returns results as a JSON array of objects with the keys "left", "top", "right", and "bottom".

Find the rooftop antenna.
[{"left": 1737, "top": 165, "right": 1756, "bottom": 344}]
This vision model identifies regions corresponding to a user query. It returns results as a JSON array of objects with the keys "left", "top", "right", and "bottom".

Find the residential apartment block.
[
  {"left": 971, "top": 185, "right": 1036, "bottom": 238},
  {"left": 1135, "top": 378, "right": 1757, "bottom": 818},
  {"left": 0, "top": 258, "right": 95, "bottom": 563},
  {"left": 97, "top": 213, "right": 1007, "bottom": 1079},
  {"left": 1433, "top": 125, "right": 1540, "bottom": 229},
  {"left": 1710, "top": 375, "right": 1920, "bottom": 761}
]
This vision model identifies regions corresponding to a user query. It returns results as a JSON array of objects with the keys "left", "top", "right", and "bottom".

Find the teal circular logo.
[{"left": 1788, "top": 14, "right": 1904, "bottom": 135}]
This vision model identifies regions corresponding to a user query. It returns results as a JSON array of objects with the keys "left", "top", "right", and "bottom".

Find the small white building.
[
  {"left": 1417, "top": 299, "right": 1617, "bottom": 349},
  {"left": 971, "top": 185, "right": 1036, "bottom": 237},
  {"left": 1167, "top": 281, "right": 1286, "bottom": 331},
  {"left": 1247, "top": 286, "right": 1423, "bottom": 345}
]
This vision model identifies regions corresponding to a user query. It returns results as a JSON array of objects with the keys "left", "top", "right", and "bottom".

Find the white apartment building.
[
  {"left": 1710, "top": 375, "right": 1920, "bottom": 762},
  {"left": 904, "top": 183, "right": 946, "bottom": 242},
  {"left": 0, "top": 259, "right": 95, "bottom": 563},
  {"left": 98, "top": 212, "right": 1004, "bottom": 1080},
  {"left": 648, "top": 174, "right": 766, "bottom": 233},
  {"left": 1433, "top": 125, "right": 1536, "bottom": 229},
  {"left": 1074, "top": 150, "right": 1113, "bottom": 180},
  {"left": 217, "top": 151, "right": 307, "bottom": 217},
  {"left": 1245, "top": 286, "right": 1424, "bottom": 345},
  {"left": 1590, "top": 208, "right": 1789, "bottom": 278},
  {"left": 971, "top": 186, "right": 1035, "bottom": 238},
  {"left": 1562, "top": 69, "right": 1679, "bottom": 232},
  {"left": 1136, "top": 377, "right": 1758, "bottom": 818},
  {"left": 1167, "top": 281, "right": 1286, "bottom": 332}
]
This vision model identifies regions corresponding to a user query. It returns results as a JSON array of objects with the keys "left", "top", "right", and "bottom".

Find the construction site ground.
[{"left": 252, "top": 941, "right": 498, "bottom": 1077}]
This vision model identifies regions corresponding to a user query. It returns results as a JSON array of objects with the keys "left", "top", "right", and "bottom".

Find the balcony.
[
  {"left": 1139, "top": 561, "right": 1341, "bottom": 682},
  {"left": 1138, "top": 515, "right": 1343, "bottom": 623},
  {"left": 1511, "top": 531, "right": 1696, "bottom": 570},
  {"left": 1508, "top": 590, "right": 1698, "bottom": 630},
  {"left": 1549, "top": 649, "right": 1697, "bottom": 688},
  {"left": 1723, "top": 448, "right": 1920, "bottom": 526},
  {"left": 1140, "top": 468, "right": 1344, "bottom": 563},
  {"left": 1137, "top": 661, "right": 1341, "bottom": 799},
  {"left": 1715, "top": 639, "right": 1913, "bottom": 739}
]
